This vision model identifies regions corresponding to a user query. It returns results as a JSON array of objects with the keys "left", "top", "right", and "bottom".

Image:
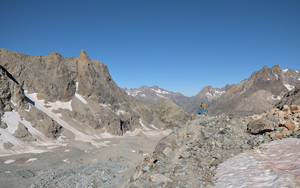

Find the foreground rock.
[
  {"left": 125, "top": 105, "right": 300, "bottom": 187},
  {"left": 214, "top": 138, "right": 300, "bottom": 187}
]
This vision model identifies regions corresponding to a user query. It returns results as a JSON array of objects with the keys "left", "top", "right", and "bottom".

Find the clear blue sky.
[{"left": 1, "top": 0, "right": 299, "bottom": 96}]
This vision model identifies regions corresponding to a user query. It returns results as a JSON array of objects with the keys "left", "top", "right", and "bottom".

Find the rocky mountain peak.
[{"left": 78, "top": 49, "right": 89, "bottom": 60}]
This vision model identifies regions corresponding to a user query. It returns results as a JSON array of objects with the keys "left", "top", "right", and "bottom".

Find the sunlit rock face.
[{"left": 214, "top": 138, "right": 300, "bottom": 187}]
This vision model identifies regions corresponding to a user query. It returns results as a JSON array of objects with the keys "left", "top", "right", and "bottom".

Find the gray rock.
[
  {"left": 163, "top": 147, "right": 172, "bottom": 156},
  {"left": 179, "top": 151, "right": 191, "bottom": 159},
  {"left": 0, "top": 121, "right": 7, "bottom": 129},
  {"left": 13, "top": 123, "right": 36, "bottom": 141},
  {"left": 240, "top": 144, "right": 251, "bottom": 150},
  {"left": 142, "top": 166, "right": 150, "bottom": 172},
  {"left": 247, "top": 117, "right": 275, "bottom": 134}
]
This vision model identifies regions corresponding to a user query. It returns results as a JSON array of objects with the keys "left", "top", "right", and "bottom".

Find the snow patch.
[
  {"left": 139, "top": 119, "right": 151, "bottom": 131},
  {"left": 116, "top": 110, "right": 126, "bottom": 115},
  {"left": 47, "top": 100, "right": 72, "bottom": 111},
  {"left": 75, "top": 82, "right": 87, "bottom": 104},
  {"left": 206, "top": 92, "right": 212, "bottom": 97},
  {"left": 284, "top": 84, "right": 295, "bottom": 91},
  {"left": 283, "top": 68, "right": 289, "bottom": 73},
  {"left": 4, "top": 159, "right": 15, "bottom": 164},
  {"left": 275, "top": 74, "right": 279, "bottom": 80},
  {"left": 272, "top": 95, "right": 281, "bottom": 100},
  {"left": 123, "top": 129, "right": 142, "bottom": 136},
  {"left": 214, "top": 90, "right": 225, "bottom": 96},
  {"left": 25, "top": 158, "right": 37, "bottom": 163},
  {"left": 267, "top": 78, "right": 270, "bottom": 80},
  {"left": 156, "top": 93, "right": 165, "bottom": 98},
  {"left": 25, "top": 91, "right": 109, "bottom": 148}
]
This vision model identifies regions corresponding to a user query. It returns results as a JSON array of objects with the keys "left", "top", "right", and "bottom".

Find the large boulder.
[{"left": 248, "top": 117, "right": 276, "bottom": 134}]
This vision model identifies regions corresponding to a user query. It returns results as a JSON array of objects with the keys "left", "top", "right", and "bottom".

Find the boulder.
[
  {"left": 268, "top": 108, "right": 279, "bottom": 115},
  {"left": 282, "top": 105, "right": 290, "bottom": 113},
  {"left": 247, "top": 117, "right": 275, "bottom": 134},
  {"left": 284, "top": 122, "right": 297, "bottom": 131},
  {"left": 290, "top": 105, "right": 300, "bottom": 112}
]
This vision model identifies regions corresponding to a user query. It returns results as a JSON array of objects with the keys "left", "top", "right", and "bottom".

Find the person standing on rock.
[
  {"left": 202, "top": 102, "right": 205, "bottom": 114},
  {"left": 200, "top": 104, "right": 203, "bottom": 114}
]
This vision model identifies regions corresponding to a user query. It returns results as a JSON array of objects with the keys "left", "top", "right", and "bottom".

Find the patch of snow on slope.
[
  {"left": 206, "top": 92, "right": 212, "bottom": 97},
  {"left": 47, "top": 100, "right": 72, "bottom": 111},
  {"left": 284, "top": 84, "right": 295, "bottom": 91},
  {"left": 116, "top": 110, "right": 126, "bottom": 115},
  {"left": 25, "top": 92, "right": 108, "bottom": 148},
  {"left": 25, "top": 158, "right": 37, "bottom": 163},
  {"left": 131, "top": 90, "right": 141, "bottom": 96},
  {"left": 283, "top": 68, "right": 289, "bottom": 73},
  {"left": 151, "top": 88, "right": 170, "bottom": 95},
  {"left": 272, "top": 95, "right": 281, "bottom": 100},
  {"left": 267, "top": 78, "right": 270, "bottom": 80},
  {"left": 139, "top": 119, "right": 151, "bottom": 131},
  {"left": 75, "top": 82, "right": 87, "bottom": 104},
  {"left": 156, "top": 93, "right": 165, "bottom": 98},
  {"left": 275, "top": 74, "right": 279, "bottom": 80},
  {"left": 0, "top": 111, "right": 56, "bottom": 156},
  {"left": 214, "top": 90, "right": 225, "bottom": 96},
  {"left": 4, "top": 159, "right": 15, "bottom": 164}
]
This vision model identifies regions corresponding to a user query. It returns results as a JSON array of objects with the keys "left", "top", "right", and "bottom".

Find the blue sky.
[{"left": 1, "top": 0, "right": 299, "bottom": 96}]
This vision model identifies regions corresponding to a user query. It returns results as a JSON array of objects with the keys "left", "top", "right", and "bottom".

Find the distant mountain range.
[
  {"left": 124, "top": 85, "right": 191, "bottom": 106},
  {"left": 125, "top": 65, "right": 300, "bottom": 116}
]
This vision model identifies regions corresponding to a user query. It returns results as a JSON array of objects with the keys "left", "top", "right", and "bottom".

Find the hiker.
[
  {"left": 202, "top": 102, "right": 205, "bottom": 114},
  {"left": 200, "top": 105, "right": 203, "bottom": 114}
]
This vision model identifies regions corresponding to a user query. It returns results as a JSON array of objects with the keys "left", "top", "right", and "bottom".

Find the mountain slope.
[
  {"left": 208, "top": 65, "right": 300, "bottom": 116},
  {"left": 181, "top": 85, "right": 234, "bottom": 115},
  {"left": 0, "top": 49, "right": 191, "bottom": 156}
]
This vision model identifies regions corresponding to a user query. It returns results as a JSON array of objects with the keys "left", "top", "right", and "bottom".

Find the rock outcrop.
[
  {"left": 275, "top": 83, "right": 300, "bottom": 109},
  {"left": 0, "top": 65, "right": 28, "bottom": 116},
  {"left": 125, "top": 104, "right": 300, "bottom": 187}
]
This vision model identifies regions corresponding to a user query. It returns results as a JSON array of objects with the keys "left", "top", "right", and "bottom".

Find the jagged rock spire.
[{"left": 78, "top": 49, "right": 89, "bottom": 60}]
